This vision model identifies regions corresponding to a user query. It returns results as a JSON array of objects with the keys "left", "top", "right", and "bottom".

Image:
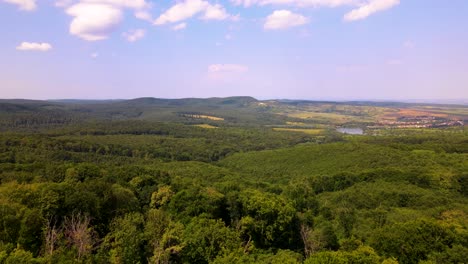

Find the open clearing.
[
  {"left": 193, "top": 124, "right": 218, "bottom": 129},
  {"left": 273, "top": 128, "right": 324, "bottom": 134}
]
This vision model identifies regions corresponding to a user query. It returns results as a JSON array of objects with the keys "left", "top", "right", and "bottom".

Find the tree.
[
  {"left": 238, "top": 189, "right": 297, "bottom": 249},
  {"left": 336, "top": 207, "right": 356, "bottom": 238},
  {"left": 4, "top": 248, "right": 40, "bottom": 264},
  {"left": 105, "top": 212, "right": 145, "bottom": 264},
  {"left": 145, "top": 209, "right": 185, "bottom": 264},
  {"left": 63, "top": 213, "right": 95, "bottom": 260},
  {"left": 301, "top": 223, "right": 340, "bottom": 256},
  {"left": 18, "top": 208, "right": 44, "bottom": 256},
  {"left": 181, "top": 217, "right": 240, "bottom": 263},
  {"left": 304, "top": 246, "right": 380, "bottom": 264},
  {"left": 370, "top": 220, "right": 457, "bottom": 263},
  {"left": 43, "top": 218, "right": 61, "bottom": 258},
  {"left": 150, "top": 186, "right": 174, "bottom": 209}
]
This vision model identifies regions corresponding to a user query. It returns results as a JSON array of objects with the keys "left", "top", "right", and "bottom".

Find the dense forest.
[{"left": 0, "top": 98, "right": 467, "bottom": 263}]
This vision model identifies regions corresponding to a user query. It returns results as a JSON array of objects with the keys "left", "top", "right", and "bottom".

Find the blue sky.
[{"left": 1, "top": 0, "right": 467, "bottom": 100}]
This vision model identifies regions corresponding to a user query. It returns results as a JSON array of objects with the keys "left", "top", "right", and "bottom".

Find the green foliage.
[
  {"left": 4, "top": 248, "right": 41, "bottom": 264},
  {"left": 238, "top": 190, "right": 298, "bottom": 249},
  {"left": 304, "top": 246, "right": 381, "bottom": 264},
  {"left": 181, "top": 217, "right": 240, "bottom": 263},
  {"left": 427, "top": 244, "right": 468, "bottom": 264},
  {"left": 150, "top": 186, "right": 174, "bottom": 209},
  {"left": 0, "top": 102, "right": 466, "bottom": 264},
  {"left": 168, "top": 185, "right": 226, "bottom": 222},
  {"left": 104, "top": 213, "right": 145, "bottom": 264},
  {"left": 144, "top": 209, "right": 186, "bottom": 263},
  {"left": 370, "top": 220, "right": 457, "bottom": 264},
  {"left": 213, "top": 249, "right": 303, "bottom": 264}
]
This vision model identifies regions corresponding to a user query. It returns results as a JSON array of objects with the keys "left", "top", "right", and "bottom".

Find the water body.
[{"left": 337, "top": 127, "right": 364, "bottom": 135}]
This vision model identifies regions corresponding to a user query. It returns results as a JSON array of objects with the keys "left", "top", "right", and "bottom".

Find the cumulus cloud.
[
  {"left": 264, "top": 10, "right": 308, "bottom": 30},
  {"left": 3, "top": 0, "right": 36, "bottom": 11},
  {"left": 122, "top": 29, "right": 145, "bottom": 42},
  {"left": 233, "top": 0, "right": 399, "bottom": 21},
  {"left": 61, "top": 0, "right": 150, "bottom": 41},
  {"left": 344, "top": 0, "right": 399, "bottom": 21},
  {"left": 16, "top": 42, "right": 52, "bottom": 51},
  {"left": 200, "top": 3, "right": 230, "bottom": 20},
  {"left": 154, "top": 0, "right": 232, "bottom": 25},
  {"left": 66, "top": 3, "right": 123, "bottom": 41},
  {"left": 232, "top": 0, "right": 358, "bottom": 8},
  {"left": 208, "top": 64, "right": 248, "bottom": 73},
  {"left": 154, "top": 0, "right": 206, "bottom": 25},
  {"left": 172, "top": 23, "right": 187, "bottom": 31}
]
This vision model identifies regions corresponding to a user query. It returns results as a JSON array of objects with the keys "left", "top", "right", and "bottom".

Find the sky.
[{"left": 0, "top": 0, "right": 467, "bottom": 100}]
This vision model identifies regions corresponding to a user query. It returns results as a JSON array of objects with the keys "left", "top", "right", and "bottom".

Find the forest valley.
[{"left": 0, "top": 97, "right": 466, "bottom": 264}]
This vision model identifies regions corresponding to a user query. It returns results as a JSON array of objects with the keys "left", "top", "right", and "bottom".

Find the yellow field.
[
  {"left": 193, "top": 124, "right": 218, "bottom": 129},
  {"left": 284, "top": 111, "right": 374, "bottom": 124},
  {"left": 183, "top": 114, "right": 224, "bottom": 121},
  {"left": 273, "top": 128, "right": 324, "bottom": 135},
  {"left": 285, "top": 121, "right": 306, "bottom": 126}
]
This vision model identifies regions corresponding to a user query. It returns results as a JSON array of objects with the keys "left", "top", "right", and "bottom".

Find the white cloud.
[
  {"left": 81, "top": 0, "right": 148, "bottom": 9},
  {"left": 154, "top": 0, "right": 232, "bottom": 25},
  {"left": 200, "top": 3, "right": 229, "bottom": 20},
  {"left": 208, "top": 64, "right": 248, "bottom": 73},
  {"left": 233, "top": 0, "right": 399, "bottom": 21},
  {"left": 3, "top": 0, "right": 36, "bottom": 11},
  {"left": 16, "top": 42, "right": 52, "bottom": 51},
  {"left": 56, "top": 0, "right": 149, "bottom": 8},
  {"left": 61, "top": 0, "right": 151, "bottom": 41},
  {"left": 66, "top": 3, "right": 123, "bottom": 41},
  {"left": 122, "top": 29, "right": 145, "bottom": 42},
  {"left": 344, "top": 0, "right": 399, "bottom": 21},
  {"left": 264, "top": 10, "right": 308, "bottom": 30},
  {"left": 232, "top": 0, "right": 359, "bottom": 8},
  {"left": 172, "top": 23, "right": 187, "bottom": 31},
  {"left": 225, "top": 34, "right": 233, "bottom": 40},
  {"left": 154, "top": 0, "right": 207, "bottom": 25},
  {"left": 135, "top": 10, "right": 153, "bottom": 21},
  {"left": 91, "top": 52, "right": 99, "bottom": 58}
]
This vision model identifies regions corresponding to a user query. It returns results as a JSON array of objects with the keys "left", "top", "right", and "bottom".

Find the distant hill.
[
  {"left": 0, "top": 97, "right": 466, "bottom": 130},
  {"left": 0, "top": 96, "right": 285, "bottom": 128}
]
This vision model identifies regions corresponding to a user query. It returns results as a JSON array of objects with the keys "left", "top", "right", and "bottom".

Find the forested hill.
[
  {"left": 1, "top": 97, "right": 467, "bottom": 131},
  {"left": 0, "top": 96, "right": 285, "bottom": 128},
  {"left": 0, "top": 97, "right": 466, "bottom": 263},
  {"left": 0, "top": 96, "right": 259, "bottom": 111}
]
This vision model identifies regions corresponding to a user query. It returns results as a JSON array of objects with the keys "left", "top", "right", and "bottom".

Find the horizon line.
[{"left": 0, "top": 96, "right": 467, "bottom": 106}]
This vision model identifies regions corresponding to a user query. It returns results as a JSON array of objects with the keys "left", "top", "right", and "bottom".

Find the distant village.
[{"left": 368, "top": 116, "right": 465, "bottom": 129}]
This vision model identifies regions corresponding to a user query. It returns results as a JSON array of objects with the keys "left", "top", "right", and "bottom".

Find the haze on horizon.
[{"left": 1, "top": 0, "right": 467, "bottom": 101}]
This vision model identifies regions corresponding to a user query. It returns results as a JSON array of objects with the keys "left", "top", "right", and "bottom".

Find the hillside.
[{"left": 0, "top": 98, "right": 466, "bottom": 263}]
